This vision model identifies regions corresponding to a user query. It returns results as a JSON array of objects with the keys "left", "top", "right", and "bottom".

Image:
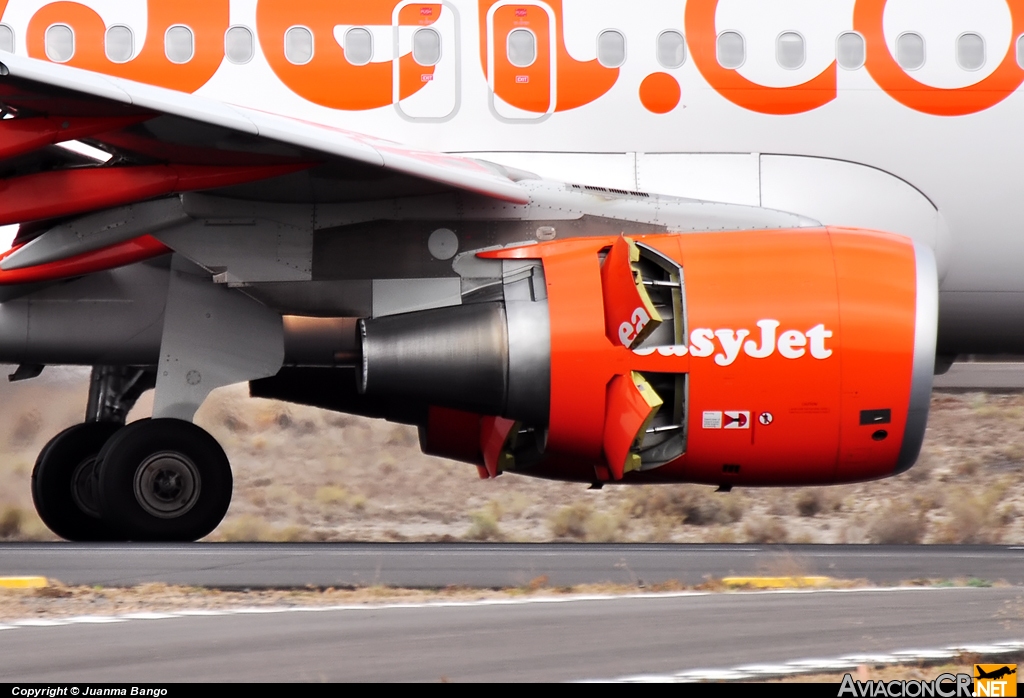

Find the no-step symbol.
[{"left": 759, "top": 412, "right": 773, "bottom": 426}]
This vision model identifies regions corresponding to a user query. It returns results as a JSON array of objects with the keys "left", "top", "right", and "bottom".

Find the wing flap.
[{"left": 0, "top": 53, "right": 527, "bottom": 204}]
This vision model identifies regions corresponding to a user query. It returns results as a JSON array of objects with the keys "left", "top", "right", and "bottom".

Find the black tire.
[
  {"left": 97, "top": 418, "right": 232, "bottom": 542},
  {"left": 31, "top": 422, "right": 123, "bottom": 541}
]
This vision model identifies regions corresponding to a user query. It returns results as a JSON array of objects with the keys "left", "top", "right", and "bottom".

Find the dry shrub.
[
  {"left": 866, "top": 503, "right": 926, "bottom": 544},
  {"left": 742, "top": 516, "right": 788, "bottom": 543},
  {"left": 8, "top": 409, "right": 42, "bottom": 448},
  {"left": 550, "top": 502, "right": 591, "bottom": 539},
  {"left": 628, "top": 486, "right": 744, "bottom": 526},
  {"left": 465, "top": 509, "right": 502, "bottom": 541},
  {"left": 215, "top": 514, "right": 308, "bottom": 542},
  {"left": 795, "top": 490, "right": 823, "bottom": 517},
  {"left": 584, "top": 510, "right": 626, "bottom": 542},
  {"left": 0, "top": 506, "right": 22, "bottom": 537},
  {"left": 935, "top": 483, "right": 1011, "bottom": 543},
  {"left": 315, "top": 486, "right": 348, "bottom": 505},
  {"left": 314, "top": 486, "right": 367, "bottom": 511},
  {"left": 525, "top": 575, "right": 549, "bottom": 592},
  {"left": 955, "top": 458, "right": 981, "bottom": 478},
  {"left": 549, "top": 503, "right": 626, "bottom": 542}
]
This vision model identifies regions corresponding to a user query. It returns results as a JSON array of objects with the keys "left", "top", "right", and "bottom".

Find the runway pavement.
[
  {"left": 0, "top": 586, "right": 1019, "bottom": 682},
  {"left": 0, "top": 543, "right": 1022, "bottom": 588},
  {"left": 933, "top": 362, "right": 1024, "bottom": 390}
]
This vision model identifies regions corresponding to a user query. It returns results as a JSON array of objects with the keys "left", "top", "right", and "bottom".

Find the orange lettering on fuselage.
[
  {"left": 854, "top": 0, "right": 1024, "bottom": 116},
  {"left": 478, "top": 0, "right": 618, "bottom": 113},
  {"left": 256, "top": 0, "right": 438, "bottom": 112},
  {"left": 25, "top": 0, "right": 228, "bottom": 94},
  {"left": 685, "top": 0, "right": 836, "bottom": 115}
]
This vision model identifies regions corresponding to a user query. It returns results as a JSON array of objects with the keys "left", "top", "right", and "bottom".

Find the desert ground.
[{"left": 0, "top": 366, "right": 1020, "bottom": 544}]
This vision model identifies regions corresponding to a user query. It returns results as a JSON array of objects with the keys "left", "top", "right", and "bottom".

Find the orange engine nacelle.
[{"left": 368, "top": 227, "right": 937, "bottom": 487}]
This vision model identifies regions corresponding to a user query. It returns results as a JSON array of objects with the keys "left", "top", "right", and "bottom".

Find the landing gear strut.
[{"left": 30, "top": 366, "right": 233, "bottom": 542}]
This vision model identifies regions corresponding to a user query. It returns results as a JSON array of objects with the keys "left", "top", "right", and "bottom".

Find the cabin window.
[
  {"left": 344, "top": 27, "right": 372, "bottom": 66},
  {"left": 165, "top": 25, "right": 194, "bottom": 64},
  {"left": 225, "top": 26, "right": 254, "bottom": 64},
  {"left": 657, "top": 30, "right": 685, "bottom": 68},
  {"left": 717, "top": 31, "right": 744, "bottom": 69},
  {"left": 45, "top": 24, "right": 74, "bottom": 63},
  {"left": 776, "top": 31, "right": 805, "bottom": 69},
  {"left": 507, "top": 28, "right": 535, "bottom": 68},
  {"left": 598, "top": 30, "right": 625, "bottom": 68},
  {"left": 0, "top": 24, "right": 15, "bottom": 53},
  {"left": 836, "top": 31, "right": 865, "bottom": 69},
  {"left": 957, "top": 32, "right": 985, "bottom": 71},
  {"left": 105, "top": 25, "right": 133, "bottom": 63},
  {"left": 285, "top": 26, "right": 313, "bottom": 65},
  {"left": 1018, "top": 35, "right": 1024, "bottom": 68},
  {"left": 896, "top": 32, "right": 925, "bottom": 70},
  {"left": 413, "top": 28, "right": 441, "bottom": 66}
]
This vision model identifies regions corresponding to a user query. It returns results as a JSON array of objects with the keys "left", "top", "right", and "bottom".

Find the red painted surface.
[
  {"left": 484, "top": 228, "right": 919, "bottom": 486},
  {"left": 0, "top": 163, "right": 311, "bottom": 226},
  {"left": 0, "top": 115, "right": 149, "bottom": 160},
  {"left": 480, "top": 415, "right": 517, "bottom": 478},
  {"left": 0, "top": 234, "right": 170, "bottom": 285}
]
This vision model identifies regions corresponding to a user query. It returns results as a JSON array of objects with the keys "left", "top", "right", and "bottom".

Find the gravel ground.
[{"left": 0, "top": 368, "right": 1021, "bottom": 545}]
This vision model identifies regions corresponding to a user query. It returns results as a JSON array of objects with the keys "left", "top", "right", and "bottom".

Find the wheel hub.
[
  {"left": 133, "top": 452, "right": 201, "bottom": 519},
  {"left": 70, "top": 457, "right": 102, "bottom": 519}
]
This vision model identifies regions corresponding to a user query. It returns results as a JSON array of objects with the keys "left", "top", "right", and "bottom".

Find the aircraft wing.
[{"left": 0, "top": 53, "right": 535, "bottom": 283}]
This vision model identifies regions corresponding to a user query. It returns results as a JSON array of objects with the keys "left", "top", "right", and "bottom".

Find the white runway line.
[
  {"left": 586, "top": 641, "right": 1024, "bottom": 683},
  {"left": 0, "top": 584, "right": 1006, "bottom": 634}
]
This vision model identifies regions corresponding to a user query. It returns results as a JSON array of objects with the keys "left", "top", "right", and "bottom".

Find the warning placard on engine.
[{"left": 702, "top": 411, "right": 723, "bottom": 429}]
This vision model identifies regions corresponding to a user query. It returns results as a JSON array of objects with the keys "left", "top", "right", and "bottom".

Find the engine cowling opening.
[{"left": 358, "top": 227, "right": 938, "bottom": 487}]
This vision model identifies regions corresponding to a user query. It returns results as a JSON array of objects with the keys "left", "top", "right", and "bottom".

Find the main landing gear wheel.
[
  {"left": 31, "top": 422, "right": 122, "bottom": 542},
  {"left": 97, "top": 419, "right": 232, "bottom": 542}
]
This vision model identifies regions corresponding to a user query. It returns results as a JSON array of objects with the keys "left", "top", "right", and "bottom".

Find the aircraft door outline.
[
  {"left": 486, "top": 0, "right": 557, "bottom": 122},
  {"left": 393, "top": 1, "right": 461, "bottom": 122}
]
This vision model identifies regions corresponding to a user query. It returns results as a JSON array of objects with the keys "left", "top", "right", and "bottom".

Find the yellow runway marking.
[
  {"left": 0, "top": 576, "right": 48, "bottom": 589},
  {"left": 721, "top": 576, "right": 832, "bottom": 589}
]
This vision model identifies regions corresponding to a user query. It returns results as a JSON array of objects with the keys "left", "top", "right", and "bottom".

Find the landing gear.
[
  {"left": 31, "top": 422, "right": 121, "bottom": 541},
  {"left": 96, "top": 419, "right": 232, "bottom": 542},
  {"left": 30, "top": 367, "right": 233, "bottom": 542}
]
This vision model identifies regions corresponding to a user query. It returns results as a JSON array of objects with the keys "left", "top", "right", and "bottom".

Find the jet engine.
[{"left": 358, "top": 228, "right": 937, "bottom": 486}]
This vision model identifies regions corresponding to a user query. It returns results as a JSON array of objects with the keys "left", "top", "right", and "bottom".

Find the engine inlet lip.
[{"left": 357, "top": 318, "right": 369, "bottom": 395}]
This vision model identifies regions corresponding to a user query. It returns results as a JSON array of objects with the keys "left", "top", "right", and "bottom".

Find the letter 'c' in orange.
[
  {"left": 685, "top": 0, "right": 836, "bottom": 115},
  {"left": 854, "top": 0, "right": 1024, "bottom": 116},
  {"left": 26, "top": 0, "right": 228, "bottom": 94}
]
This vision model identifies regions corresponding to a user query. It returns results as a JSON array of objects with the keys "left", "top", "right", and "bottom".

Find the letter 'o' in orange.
[
  {"left": 684, "top": 0, "right": 836, "bottom": 115},
  {"left": 854, "top": 0, "right": 1024, "bottom": 116}
]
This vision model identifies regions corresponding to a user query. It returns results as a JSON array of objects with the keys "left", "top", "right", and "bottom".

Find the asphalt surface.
[
  {"left": 0, "top": 543, "right": 1022, "bottom": 588},
  {"left": 933, "top": 362, "right": 1024, "bottom": 390},
  {"left": 0, "top": 586, "right": 1019, "bottom": 682}
]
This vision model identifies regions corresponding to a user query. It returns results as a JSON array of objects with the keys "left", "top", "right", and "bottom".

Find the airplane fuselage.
[{"left": 0, "top": 0, "right": 1019, "bottom": 356}]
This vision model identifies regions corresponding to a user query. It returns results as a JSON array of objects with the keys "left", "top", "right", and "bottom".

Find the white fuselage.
[{"left": 0, "top": 0, "right": 1021, "bottom": 352}]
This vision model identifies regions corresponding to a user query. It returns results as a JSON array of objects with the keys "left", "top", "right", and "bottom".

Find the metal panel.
[
  {"left": 372, "top": 277, "right": 462, "bottom": 317},
  {"left": 635, "top": 153, "right": 761, "bottom": 205},
  {"left": 152, "top": 257, "right": 283, "bottom": 421}
]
